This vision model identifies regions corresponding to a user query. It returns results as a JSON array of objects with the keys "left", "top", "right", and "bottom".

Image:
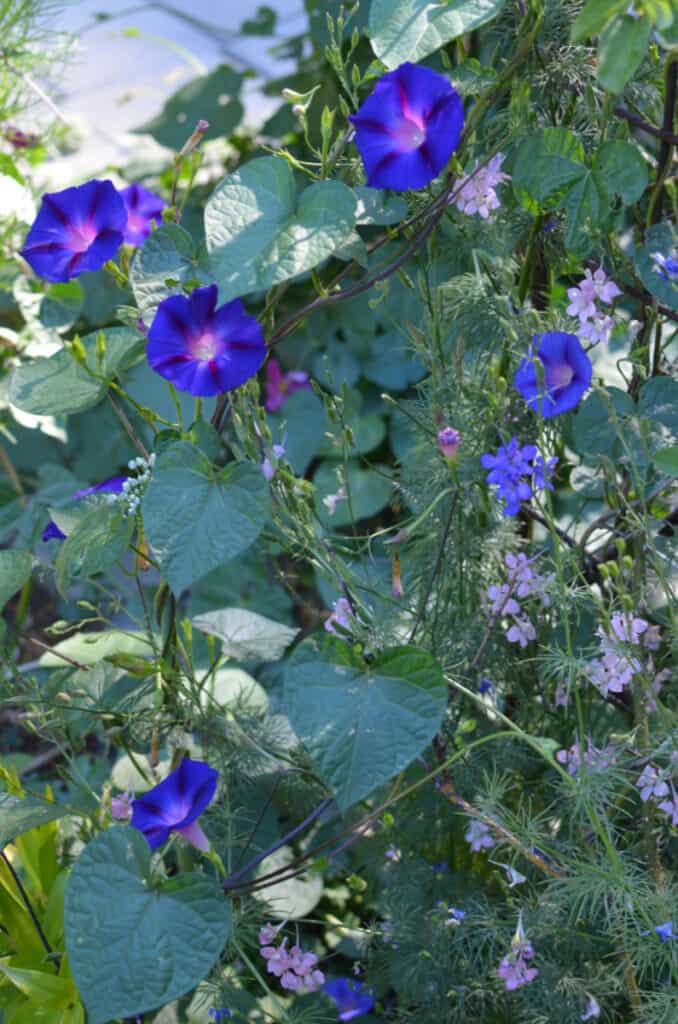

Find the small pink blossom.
[
  {"left": 265, "top": 358, "right": 311, "bottom": 412},
  {"left": 437, "top": 426, "right": 461, "bottom": 460},
  {"left": 111, "top": 792, "right": 134, "bottom": 821}
]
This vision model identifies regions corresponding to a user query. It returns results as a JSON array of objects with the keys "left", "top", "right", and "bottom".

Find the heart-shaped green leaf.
[
  {"left": 130, "top": 224, "right": 209, "bottom": 322},
  {"left": 141, "top": 442, "right": 270, "bottom": 595},
  {"left": 284, "top": 641, "right": 447, "bottom": 809},
  {"left": 64, "top": 827, "right": 231, "bottom": 1024},
  {"left": 204, "top": 157, "right": 357, "bottom": 301},
  {"left": 369, "top": 0, "right": 506, "bottom": 68}
]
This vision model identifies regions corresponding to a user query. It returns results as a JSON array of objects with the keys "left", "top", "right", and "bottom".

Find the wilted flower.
[
  {"left": 497, "top": 915, "right": 539, "bottom": 991},
  {"left": 437, "top": 426, "right": 461, "bottom": 461},
  {"left": 514, "top": 331, "right": 592, "bottom": 418},
  {"left": 147, "top": 284, "right": 266, "bottom": 396},
  {"left": 21, "top": 179, "right": 127, "bottom": 282},
  {"left": 130, "top": 756, "right": 218, "bottom": 850},
  {"left": 323, "top": 977, "right": 375, "bottom": 1021},
  {"left": 349, "top": 62, "right": 464, "bottom": 191},
  {"left": 119, "top": 183, "right": 166, "bottom": 246},
  {"left": 454, "top": 153, "right": 510, "bottom": 219},
  {"left": 42, "top": 475, "right": 128, "bottom": 542},
  {"left": 265, "top": 358, "right": 311, "bottom": 412},
  {"left": 465, "top": 819, "right": 495, "bottom": 852}
]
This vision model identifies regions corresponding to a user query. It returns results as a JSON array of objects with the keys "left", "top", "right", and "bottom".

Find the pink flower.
[
  {"left": 265, "top": 358, "right": 310, "bottom": 412},
  {"left": 110, "top": 792, "right": 134, "bottom": 821}
]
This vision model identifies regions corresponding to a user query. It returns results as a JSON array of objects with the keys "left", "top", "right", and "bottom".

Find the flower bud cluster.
[
  {"left": 259, "top": 923, "right": 324, "bottom": 994},
  {"left": 110, "top": 454, "right": 156, "bottom": 517}
]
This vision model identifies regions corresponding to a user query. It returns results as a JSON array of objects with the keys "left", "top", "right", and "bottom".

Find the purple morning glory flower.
[
  {"left": 119, "top": 183, "right": 166, "bottom": 246},
  {"left": 323, "top": 977, "right": 375, "bottom": 1021},
  {"left": 348, "top": 62, "right": 464, "bottom": 192},
  {"left": 514, "top": 331, "right": 592, "bottom": 418},
  {"left": 20, "top": 179, "right": 127, "bottom": 282},
  {"left": 130, "top": 756, "right": 218, "bottom": 850},
  {"left": 147, "top": 284, "right": 266, "bottom": 397},
  {"left": 41, "top": 475, "right": 128, "bottom": 542}
]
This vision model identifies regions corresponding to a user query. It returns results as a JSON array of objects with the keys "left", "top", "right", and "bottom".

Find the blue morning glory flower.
[
  {"left": 323, "top": 977, "right": 375, "bottom": 1021},
  {"left": 348, "top": 62, "right": 464, "bottom": 191},
  {"left": 514, "top": 331, "right": 592, "bottom": 418},
  {"left": 147, "top": 284, "right": 266, "bottom": 397},
  {"left": 41, "top": 475, "right": 128, "bottom": 542},
  {"left": 130, "top": 756, "right": 218, "bottom": 850},
  {"left": 119, "top": 183, "right": 166, "bottom": 246},
  {"left": 654, "top": 921, "right": 674, "bottom": 943},
  {"left": 20, "top": 179, "right": 127, "bottom": 282}
]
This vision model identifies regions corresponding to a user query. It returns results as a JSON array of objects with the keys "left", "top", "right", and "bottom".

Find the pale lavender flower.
[
  {"left": 437, "top": 426, "right": 461, "bottom": 461},
  {"left": 465, "top": 819, "right": 495, "bottom": 852},
  {"left": 587, "top": 267, "right": 621, "bottom": 304},
  {"left": 495, "top": 863, "right": 527, "bottom": 887},
  {"left": 506, "top": 614, "right": 536, "bottom": 648},
  {"left": 588, "top": 652, "right": 637, "bottom": 696},
  {"left": 324, "top": 597, "right": 353, "bottom": 635},
  {"left": 110, "top": 791, "right": 134, "bottom": 821},
  {"left": 578, "top": 313, "right": 615, "bottom": 346},
  {"left": 454, "top": 153, "right": 510, "bottom": 219},
  {"left": 556, "top": 740, "right": 616, "bottom": 776},
  {"left": 497, "top": 934, "right": 538, "bottom": 990},
  {"left": 566, "top": 280, "right": 597, "bottom": 320},
  {"left": 657, "top": 785, "right": 678, "bottom": 826},
  {"left": 636, "top": 764, "right": 670, "bottom": 803},
  {"left": 581, "top": 994, "right": 601, "bottom": 1020},
  {"left": 385, "top": 844, "right": 401, "bottom": 862},
  {"left": 608, "top": 612, "right": 649, "bottom": 645},
  {"left": 486, "top": 583, "right": 520, "bottom": 617},
  {"left": 322, "top": 486, "right": 347, "bottom": 515},
  {"left": 555, "top": 684, "right": 568, "bottom": 707}
]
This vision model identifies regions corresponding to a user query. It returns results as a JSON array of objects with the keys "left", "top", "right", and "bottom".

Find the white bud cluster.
[{"left": 114, "top": 454, "right": 156, "bottom": 517}]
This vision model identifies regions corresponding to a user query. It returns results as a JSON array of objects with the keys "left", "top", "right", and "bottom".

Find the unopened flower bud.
[{"left": 437, "top": 426, "right": 461, "bottom": 461}]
